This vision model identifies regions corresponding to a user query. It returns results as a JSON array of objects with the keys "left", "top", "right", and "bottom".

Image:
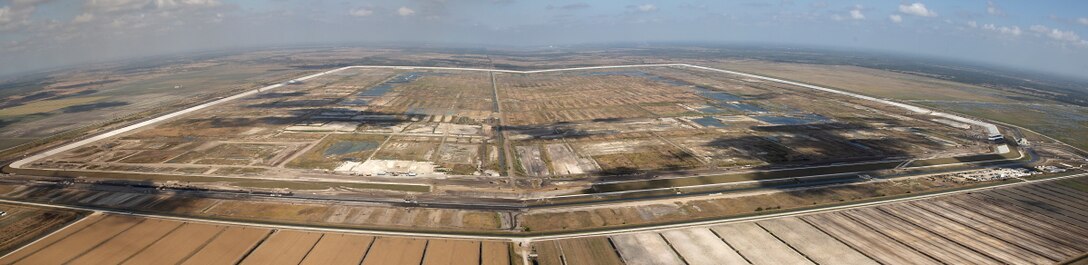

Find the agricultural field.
[
  {"left": 496, "top": 66, "right": 997, "bottom": 178},
  {"left": 0, "top": 183, "right": 503, "bottom": 232},
  {"left": 519, "top": 173, "right": 989, "bottom": 232},
  {"left": 2, "top": 46, "right": 1085, "bottom": 265},
  {"left": 717, "top": 60, "right": 1088, "bottom": 152},
  {"left": 0, "top": 62, "right": 305, "bottom": 151},
  {"left": 19, "top": 64, "right": 1005, "bottom": 197},
  {"left": 0, "top": 203, "right": 87, "bottom": 255},
  {"left": 7, "top": 176, "right": 1081, "bottom": 265},
  {"left": 0, "top": 214, "right": 515, "bottom": 265},
  {"left": 526, "top": 176, "right": 1088, "bottom": 265},
  {"left": 4, "top": 59, "right": 1069, "bottom": 240},
  {"left": 920, "top": 102, "right": 1088, "bottom": 151}
]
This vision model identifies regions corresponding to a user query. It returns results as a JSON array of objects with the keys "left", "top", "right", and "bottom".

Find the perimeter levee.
[{"left": 8, "top": 67, "right": 352, "bottom": 169}]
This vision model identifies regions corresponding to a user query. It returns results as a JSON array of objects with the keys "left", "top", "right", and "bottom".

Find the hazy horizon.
[{"left": 2, "top": 0, "right": 1087, "bottom": 78}]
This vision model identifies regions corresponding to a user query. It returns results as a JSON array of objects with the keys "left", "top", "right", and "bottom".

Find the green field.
[
  {"left": 723, "top": 61, "right": 1088, "bottom": 152},
  {"left": 287, "top": 134, "right": 389, "bottom": 170},
  {"left": 591, "top": 161, "right": 900, "bottom": 193},
  {"left": 3, "top": 167, "right": 430, "bottom": 193},
  {"left": 918, "top": 101, "right": 1088, "bottom": 151},
  {"left": 0, "top": 97, "right": 105, "bottom": 117}
]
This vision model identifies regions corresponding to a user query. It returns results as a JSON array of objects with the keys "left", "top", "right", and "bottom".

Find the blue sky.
[{"left": 1, "top": 0, "right": 1087, "bottom": 77}]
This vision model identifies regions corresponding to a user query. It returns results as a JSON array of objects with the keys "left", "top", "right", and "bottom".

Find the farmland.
[
  {"left": 0, "top": 61, "right": 305, "bottom": 151},
  {"left": 0, "top": 214, "right": 514, "bottom": 265},
  {"left": 2, "top": 60, "right": 1075, "bottom": 238},
  {"left": 0, "top": 46, "right": 1085, "bottom": 264},
  {"left": 524, "top": 176, "right": 1088, "bottom": 265},
  {"left": 15, "top": 64, "right": 1010, "bottom": 201},
  {"left": 0, "top": 203, "right": 87, "bottom": 255},
  {"left": 0, "top": 182, "right": 503, "bottom": 233},
  {"left": 717, "top": 60, "right": 1088, "bottom": 152},
  {"left": 1, "top": 175, "right": 1085, "bottom": 265}
]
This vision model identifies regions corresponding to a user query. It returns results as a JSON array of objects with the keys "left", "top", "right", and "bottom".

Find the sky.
[{"left": 1, "top": 0, "right": 1087, "bottom": 78}]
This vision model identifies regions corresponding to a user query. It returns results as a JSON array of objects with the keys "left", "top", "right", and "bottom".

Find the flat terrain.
[
  {"left": 17, "top": 64, "right": 1001, "bottom": 200},
  {"left": 0, "top": 62, "right": 303, "bottom": 151},
  {"left": 0, "top": 203, "right": 86, "bottom": 255},
  {"left": 0, "top": 183, "right": 504, "bottom": 232},
  {"left": 0, "top": 160, "right": 1021, "bottom": 234},
  {"left": 0, "top": 46, "right": 1085, "bottom": 264},
  {"left": 0, "top": 214, "right": 514, "bottom": 265},
  {"left": 3, "top": 175, "right": 1085, "bottom": 265},
  {"left": 527, "top": 176, "right": 1088, "bottom": 264},
  {"left": 718, "top": 60, "right": 1088, "bottom": 151}
]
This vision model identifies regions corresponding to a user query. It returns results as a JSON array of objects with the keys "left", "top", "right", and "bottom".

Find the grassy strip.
[
  {"left": 1056, "top": 178, "right": 1088, "bottom": 193},
  {"left": 908, "top": 146, "right": 1022, "bottom": 167},
  {"left": 2, "top": 174, "right": 1068, "bottom": 238},
  {"left": 591, "top": 161, "right": 899, "bottom": 193},
  {"left": 592, "top": 145, "right": 1026, "bottom": 194},
  {"left": 526, "top": 178, "right": 1022, "bottom": 236},
  {"left": 0, "top": 86, "right": 255, "bottom": 163},
  {"left": 3, "top": 167, "right": 430, "bottom": 193},
  {"left": 233, "top": 180, "right": 430, "bottom": 192},
  {"left": 546, "top": 174, "right": 862, "bottom": 206},
  {"left": 1020, "top": 170, "right": 1081, "bottom": 181}
]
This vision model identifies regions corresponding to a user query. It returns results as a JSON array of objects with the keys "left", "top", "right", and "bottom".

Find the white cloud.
[
  {"left": 1044, "top": 28, "right": 1080, "bottom": 42},
  {"left": 0, "top": 3, "right": 39, "bottom": 30},
  {"left": 898, "top": 3, "right": 937, "bottom": 17},
  {"left": 548, "top": 3, "right": 589, "bottom": 11},
  {"left": 72, "top": 12, "right": 94, "bottom": 23},
  {"left": 986, "top": 1, "right": 1004, "bottom": 16},
  {"left": 0, "top": 6, "right": 11, "bottom": 25},
  {"left": 154, "top": 0, "right": 220, "bottom": 9},
  {"left": 635, "top": 4, "right": 657, "bottom": 12},
  {"left": 1078, "top": 17, "right": 1088, "bottom": 26},
  {"left": 981, "top": 23, "right": 1020, "bottom": 36},
  {"left": 397, "top": 6, "right": 415, "bottom": 16},
  {"left": 54, "top": 0, "right": 225, "bottom": 33},
  {"left": 85, "top": 0, "right": 218, "bottom": 13},
  {"left": 888, "top": 14, "right": 902, "bottom": 23},
  {"left": 849, "top": 6, "right": 864, "bottom": 20},
  {"left": 10, "top": 0, "right": 51, "bottom": 6},
  {"left": 967, "top": 21, "right": 977, "bottom": 28},
  {"left": 1027, "top": 25, "right": 1081, "bottom": 43},
  {"left": 349, "top": 8, "right": 373, "bottom": 17},
  {"left": 86, "top": 0, "right": 151, "bottom": 13}
]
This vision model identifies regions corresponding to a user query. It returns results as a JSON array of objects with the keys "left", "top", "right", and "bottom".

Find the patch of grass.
[
  {"left": 5, "top": 167, "right": 429, "bottom": 192},
  {"left": 0, "top": 96, "right": 104, "bottom": 117},
  {"left": 232, "top": 180, "right": 430, "bottom": 192},
  {"left": 373, "top": 139, "right": 440, "bottom": 161},
  {"left": 286, "top": 134, "right": 388, "bottom": 170},
  {"left": 908, "top": 147, "right": 1022, "bottom": 167},
  {"left": 1057, "top": 179, "right": 1088, "bottom": 193},
  {"left": 922, "top": 102, "right": 1088, "bottom": 151},
  {"left": 592, "top": 161, "right": 899, "bottom": 193}
]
